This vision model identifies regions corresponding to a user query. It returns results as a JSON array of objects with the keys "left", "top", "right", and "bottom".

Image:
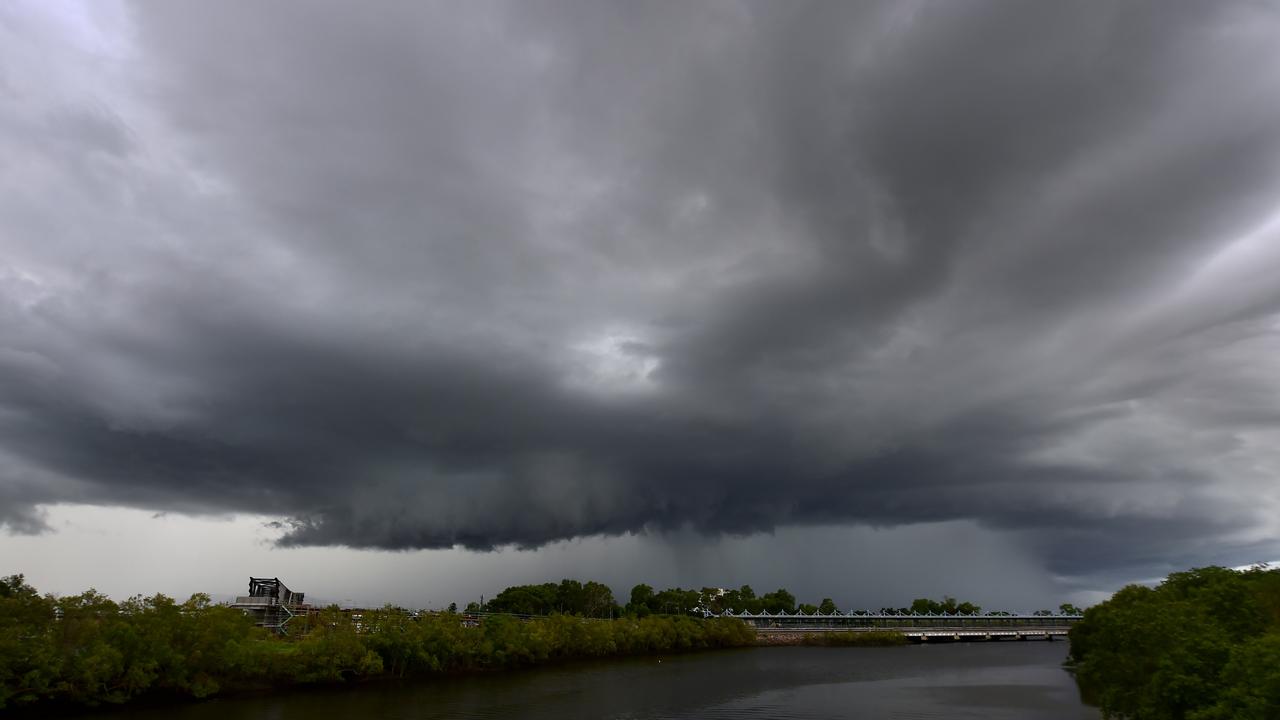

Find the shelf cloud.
[{"left": 3, "top": 0, "right": 1280, "bottom": 590}]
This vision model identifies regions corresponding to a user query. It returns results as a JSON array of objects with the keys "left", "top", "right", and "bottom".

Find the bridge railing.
[{"left": 710, "top": 610, "right": 1082, "bottom": 629}]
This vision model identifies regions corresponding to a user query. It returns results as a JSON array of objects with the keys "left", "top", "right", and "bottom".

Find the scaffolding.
[{"left": 230, "top": 577, "right": 308, "bottom": 634}]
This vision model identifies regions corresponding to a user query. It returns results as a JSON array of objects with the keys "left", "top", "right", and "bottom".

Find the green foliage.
[
  {"left": 0, "top": 576, "right": 274, "bottom": 709},
  {"left": 0, "top": 575, "right": 58, "bottom": 708},
  {"left": 908, "top": 596, "right": 982, "bottom": 615},
  {"left": 626, "top": 583, "right": 808, "bottom": 615},
  {"left": 629, "top": 583, "right": 655, "bottom": 611},
  {"left": 486, "top": 582, "right": 558, "bottom": 615},
  {"left": 485, "top": 579, "right": 618, "bottom": 617},
  {"left": 0, "top": 575, "right": 754, "bottom": 712},
  {"left": 718, "top": 585, "right": 760, "bottom": 613},
  {"left": 1192, "top": 633, "right": 1280, "bottom": 720},
  {"left": 650, "top": 587, "right": 701, "bottom": 615},
  {"left": 1068, "top": 565, "right": 1280, "bottom": 719},
  {"left": 760, "top": 588, "right": 797, "bottom": 613}
]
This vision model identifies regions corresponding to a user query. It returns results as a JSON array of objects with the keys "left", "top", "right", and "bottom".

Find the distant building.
[{"left": 230, "top": 577, "right": 307, "bottom": 633}]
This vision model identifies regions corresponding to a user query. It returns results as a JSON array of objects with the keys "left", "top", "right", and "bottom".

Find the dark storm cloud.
[{"left": 3, "top": 0, "right": 1280, "bottom": 586}]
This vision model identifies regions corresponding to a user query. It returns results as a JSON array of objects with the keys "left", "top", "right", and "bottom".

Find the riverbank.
[
  {"left": 0, "top": 578, "right": 758, "bottom": 713},
  {"left": 755, "top": 630, "right": 908, "bottom": 646}
]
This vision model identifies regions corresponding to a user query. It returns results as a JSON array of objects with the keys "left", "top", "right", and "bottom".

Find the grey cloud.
[{"left": 2, "top": 0, "right": 1280, "bottom": 591}]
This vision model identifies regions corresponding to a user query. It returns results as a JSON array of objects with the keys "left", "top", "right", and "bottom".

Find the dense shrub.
[
  {"left": 1068, "top": 565, "right": 1280, "bottom": 719},
  {"left": 0, "top": 575, "right": 755, "bottom": 711}
]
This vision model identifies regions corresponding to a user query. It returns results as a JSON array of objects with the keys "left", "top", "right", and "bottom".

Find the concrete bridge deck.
[
  {"left": 754, "top": 626, "right": 1071, "bottom": 642},
  {"left": 720, "top": 611, "right": 1081, "bottom": 642},
  {"left": 721, "top": 611, "right": 1079, "bottom": 625}
]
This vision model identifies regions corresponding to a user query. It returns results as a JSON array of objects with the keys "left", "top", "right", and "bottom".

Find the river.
[{"left": 75, "top": 641, "right": 1098, "bottom": 719}]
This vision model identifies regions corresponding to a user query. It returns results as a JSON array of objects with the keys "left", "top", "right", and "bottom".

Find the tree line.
[
  {"left": 477, "top": 578, "right": 618, "bottom": 617},
  {"left": 1067, "top": 565, "right": 1280, "bottom": 719},
  {"left": 478, "top": 580, "right": 1006, "bottom": 617},
  {"left": 0, "top": 575, "right": 755, "bottom": 711},
  {"left": 627, "top": 584, "right": 803, "bottom": 616}
]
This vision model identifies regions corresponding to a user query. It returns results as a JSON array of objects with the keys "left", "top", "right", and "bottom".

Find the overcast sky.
[{"left": 2, "top": 0, "right": 1280, "bottom": 611}]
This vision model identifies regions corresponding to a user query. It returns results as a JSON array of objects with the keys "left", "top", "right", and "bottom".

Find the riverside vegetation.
[
  {"left": 1, "top": 573, "right": 1006, "bottom": 712},
  {"left": 0, "top": 575, "right": 756, "bottom": 711},
  {"left": 1068, "top": 565, "right": 1280, "bottom": 719}
]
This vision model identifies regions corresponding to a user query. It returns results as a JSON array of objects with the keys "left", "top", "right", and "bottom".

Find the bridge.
[{"left": 712, "top": 610, "right": 1080, "bottom": 642}]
